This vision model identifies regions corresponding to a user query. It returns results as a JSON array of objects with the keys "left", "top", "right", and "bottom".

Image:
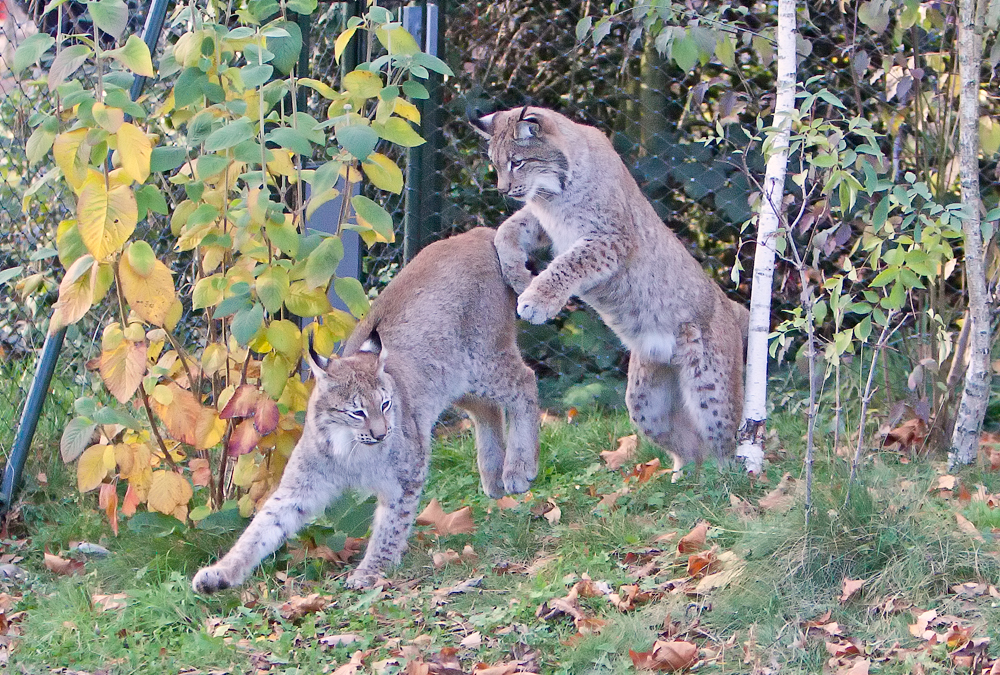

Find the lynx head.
[
  {"left": 472, "top": 106, "right": 571, "bottom": 202},
  {"left": 306, "top": 331, "right": 393, "bottom": 447}
]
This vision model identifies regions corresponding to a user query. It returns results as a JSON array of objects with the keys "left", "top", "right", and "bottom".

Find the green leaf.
[
  {"left": 136, "top": 185, "right": 168, "bottom": 220},
  {"left": 0, "top": 267, "right": 23, "bottom": 286},
  {"left": 304, "top": 236, "right": 343, "bottom": 290},
  {"left": 126, "top": 240, "right": 156, "bottom": 276},
  {"left": 267, "top": 20, "right": 303, "bottom": 75},
  {"left": 107, "top": 35, "right": 154, "bottom": 77},
  {"left": 267, "top": 127, "right": 313, "bottom": 156},
  {"left": 287, "top": 0, "right": 318, "bottom": 13},
  {"left": 671, "top": 33, "right": 699, "bottom": 72},
  {"left": 48, "top": 44, "right": 92, "bottom": 91},
  {"left": 351, "top": 195, "right": 394, "bottom": 242},
  {"left": 374, "top": 118, "right": 425, "bottom": 147},
  {"left": 13, "top": 33, "right": 56, "bottom": 74},
  {"left": 402, "top": 80, "right": 429, "bottom": 100},
  {"left": 411, "top": 52, "right": 454, "bottom": 77},
  {"left": 150, "top": 147, "right": 188, "bottom": 173},
  {"left": 61, "top": 417, "right": 98, "bottom": 463},
  {"left": 232, "top": 303, "right": 265, "bottom": 345},
  {"left": 575, "top": 16, "right": 592, "bottom": 42},
  {"left": 87, "top": 0, "right": 129, "bottom": 40},
  {"left": 213, "top": 292, "right": 251, "bottom": 317},
  {"left": 196, "top": 154, "right": 230, "bottom": 180},
  {"left": 592, "top": 18, "right": 612, "bottom": 46},
  {"left": 333, "top": 277, "right": 370, "bottom": 318},
  {"left": 26, "top": 116, "right": 59, "bottom": 166},
  {"left": 193, "top": 275, "right": 226, "bottom": 309},
  {"left": 715, "top": 35, "right": 735, "bottom": 68},
  {"left": 265, "top": 219, "right": 300, "bottom": 258},
  {"left": 256, "top": 265, "right": 290, "bottom": 314},
  {"left": 127, "top": 511, "right": 185, "bottom": 535},
  {"left": 337, "top": 124, "right": 379, "bottom": 161},
  {"left": 241, "top": 64, "right": 273, "bottom": 89},
  {"left": 173, "top": 67, "right": 208, "bottom": 107},
  {"left": 205, "top": 119, "right": 255, "bottom": 152}
]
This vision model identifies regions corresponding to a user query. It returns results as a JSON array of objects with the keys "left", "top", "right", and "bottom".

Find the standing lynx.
[
  {"left": 192, "top": 228, "right": 539, "bottom": 592},
  {"left": 473, "top": 107, "right": 749, "bottom": 472}
]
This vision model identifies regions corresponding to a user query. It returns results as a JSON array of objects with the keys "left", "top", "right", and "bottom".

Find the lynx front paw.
[
  {"left": 192, "top": 564, "right": 239, "bottom": 594},
  {"left": 345, "top": 567, "right": 385, "bottom": 590},
  {"left": 516, "top": 287, "right": 565, "bottom": 325}
]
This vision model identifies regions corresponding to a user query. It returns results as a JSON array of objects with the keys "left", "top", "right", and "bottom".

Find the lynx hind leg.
[
  {"left": 192, "top": 447, "right": 343, "bottom": 594},
  {"left": 674, "top": 322, "right": 740, "bottom": 462},
  {"left": 456, "top": 394, "right": 507, "bottom": 499},
  {"left": 470, "top": 358, "right": 539, "bottom": 496},
  {"left": 626, "top": 355, "right": 698, "bottom": 478}
]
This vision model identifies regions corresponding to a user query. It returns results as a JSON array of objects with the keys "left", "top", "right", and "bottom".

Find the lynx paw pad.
[
  {"left": 192, "top": 565, "right": 236, "bottom": 594},
  {"left": 503, "top": 460, "right": 536, "bottom": 495}
]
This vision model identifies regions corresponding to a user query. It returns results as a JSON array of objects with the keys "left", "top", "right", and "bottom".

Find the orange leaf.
[
  {"left": 416, "top": 498, "right": 475, "bottom": 535},
  {"left": 884, "top": 418, "right": 927, "bottom": 449},
  {"left": 44, "top": 551, "right": 84, "bottom": 576},
  {"left": 279, "top": 593, "right": 331, "bottom": 621},
  {"left": 227, "top": 418, "right": 262, "bottom": 456},
  {"left": 955, "top": 513, "right": 985, "bottom": 541},
  {"left": 686, "top": 548, "right": 717, "bottom": 577},
  {"left": 600, "top": 434, "right": 638, "bottom": 470},
  {"left": 219, "top": 384, "right": 261, "bottom": 419},
  {"left": 146, "top": 470, "right": 193, "bottom": 518},
  {"left": 628, "top": 457, "right": 669, "bottom": 484},
  {"left": 121, "top": 483, "right": 140, "bottom": 516},
  {"left": 840, "top": 577, "right": 865, "bottom": 603},
  {"left": 98, "top": 482, "right": 119, "bottom": 536},
  {"left": 677, "top": 522, "right": 709, "bottom": 554},
  {"left": 495, "top": 496, "right": 519, "bottom": 509},
  {"left": 189, "top": 458, "right": 211, "bottom": 487},
  {"left": 629, "top": 640, "right": 698, "bottom": 671},
  {"left": 151, "top": 383, "right": 225, "bottom": 449}
]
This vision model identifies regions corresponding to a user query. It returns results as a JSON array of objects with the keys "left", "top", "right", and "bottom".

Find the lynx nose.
[{"left": 497, "top": 176, "right": 511, "bottom": 194}]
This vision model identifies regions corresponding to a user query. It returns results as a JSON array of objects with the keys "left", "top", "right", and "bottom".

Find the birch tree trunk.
[
  {"left": 949, "top": 0, "right": 992, "bottom": 468},
  {"left": 735, "top": 0, "right": 798, "bottom": 473}
]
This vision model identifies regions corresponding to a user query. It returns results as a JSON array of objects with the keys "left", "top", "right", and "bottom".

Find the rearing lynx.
[
  {"left": 192, "top": 228, "right": 539, "bottom": 592},
  {"left": 474, "top": 107, "right": 749, "bottom": 472}
]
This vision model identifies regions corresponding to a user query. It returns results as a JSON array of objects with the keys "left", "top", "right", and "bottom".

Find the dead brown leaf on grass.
[
  {"left": 43, "top": 551, "right": 84, "bottom": 576},
  {"left": 884, "top": 418, "right": 927, "bottom": 450},
  {"left": 840, "top": 577, "right": 865, "bottom": 603},
  {"left": 332, "top": 650, "right": 367, "bottom": 675},
  {"left": 837, "top": 658, "right": 870, "bottom": 675},
  {"left": 955, "top": 513, "right": 985, "bottom": 541},
  {"left": 628, "top": 640, "right": 698, "bottom": 671},
  {"left": 494, "top": 496, "right": 519, "bottom": 510},
  {"left": 320, "top": 634, "right": 362, "bottom": 648},
  {"left": 600, "top": 434, "right": 638, "bottom": 470},
  {"left": 416, "top": 499, "right": 475, "bottom": 536},
  {"left": 279, "top": 593, "right": 331, "bottom": 621},
  {"left": 92, "top": 593, "right": 128, "bottom": 612},
  {"left": 677, "top": 522, "right": 709, "bottom": 554},
  {"left": 686, "top": 548, "right": 718, "bottom": 578},
  {"left": 628, "top": 457, "right": 670, "bottom": 485},
  {"left": 758, "top": 473, "right": 797, "bottom": 512}
]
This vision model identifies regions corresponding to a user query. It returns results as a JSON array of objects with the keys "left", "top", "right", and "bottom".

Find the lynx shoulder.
[
  {"left": 474, "top": 107, "right": 748, "bottom": 472},
  {"left": 192, "top": 228, "right": 539, "bottom": 592}
]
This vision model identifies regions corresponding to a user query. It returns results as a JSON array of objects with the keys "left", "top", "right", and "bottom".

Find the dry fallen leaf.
[
  {"left": 495, "top": 496, "right": 519, "bottom": 510},
  {"left": 884, "top": 418, "right": 927, "bottom": 450},
  {"left": 677, "top": 522, "right": 709, "bottom": 554},
  {"left": 840, "top": 577, "right": 865, "bottom": 603},
  {"left": 935, "top": 475, "right": 958, "bottom": 492},
  {"left": 628, "top": 457, "right": 670, "bottom": 485},
  {"left": 629, "top": 640, "right": 698, "bottom": 671},
  {"left": 332, "top": 650, "right": 366, "bottom": 675},
  {"left": 838, "top": 658, "right": 870, "bottom": 675},
  {"left": 92, "top": 593, "right": 128, "bottom": 612},
  {"left": 954, "top": 513, "right": 985, "bottom": 541},
  {"left": 416, "top": 498, "right": 476, "bottom": 536},
  {"left": 320, "top": 634, "right": 361, "bottom": 648},
  {"left": 686, "top": 548, "right": 718, "bottom": 578},
  {"left": 460, "top": 631, "right": 482, "bottom": 649},
  {"left": 909, "top": 609, "right": 939, "bottom": 640},
  {"left": 432, "top": 549, "right": 462, "bottom": 569},
  {"left": 279, "top": 593, "right": 331, "bottom": 621},
  {"left": 759, "top": 472, "right": 796, "bottom": 512},
  {"left": 600, "top": 434, "right": 639, "bottom": 470},
  {"left": 43, "top": 551, "right": 84, "bottom": 577}
]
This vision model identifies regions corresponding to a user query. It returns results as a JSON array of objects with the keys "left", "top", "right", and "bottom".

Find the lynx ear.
[
  {"left": 307, "top": 331, "right": 329, "bottom": 379},
  {"left": 471, "top": 112, "right": 496, "bottom": 139},
  {"left": 359, "top": 329, "right": 388, "bottom": 373}
]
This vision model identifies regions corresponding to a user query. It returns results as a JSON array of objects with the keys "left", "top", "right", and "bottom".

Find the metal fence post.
[{"left": 403, "top": 0, "right": 444, "bottom": 262}]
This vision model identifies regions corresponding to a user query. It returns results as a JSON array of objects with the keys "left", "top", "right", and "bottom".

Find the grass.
[{"left": 3, "top": 372, "right": 1000, "bottom": 674}]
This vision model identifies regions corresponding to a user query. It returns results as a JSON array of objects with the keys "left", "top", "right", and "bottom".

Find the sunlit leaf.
[
  {"left": 146, "top": 470, "right": 193, "bottom": 519},
  {"left": 106, "top": 35, "right": 154, "bottom": 76},
  {"left": 119, "top": 248, "right": 176, "bottom": 326},
  {"left": 117, "top": 123, "right": 153, "bottom": 184},
  {"left": 13, "top": 32, "right": 55, "bottom": 74},
  {"left": 333, "top": 277, "right": 369, "bottom": 318},
  {"left": 100, "top": 337, "right": 147, "bottom": 403},
  {"left": 361, "top": 152, "right": 403, "bottom": 193},
  {"left": 61, "top": 417, "right": 98, "bottom": 463},
  {"left": 87, "top": 0, "right": 129, "bottom": 39},
  {"left": 78, "top": 444, "right": 111, "bottom": 493},
  {"left": 77, "top": 172, "right": 138, "bottom": 260}
]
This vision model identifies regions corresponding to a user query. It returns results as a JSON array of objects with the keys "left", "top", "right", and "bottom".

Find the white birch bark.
[
  {"left": 734, "top": 0, "right": 798, "bottom": 474},
  {"left": 948, "top": 0, "right": 992, "bottom": 468}
]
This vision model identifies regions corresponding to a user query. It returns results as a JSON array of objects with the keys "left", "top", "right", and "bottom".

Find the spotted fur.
[
  {"left": 474, "top": 107, "right": 749, "bottom": 472},
  {"left": 192, "top": 228, "right": 539, "bottom": 593}
]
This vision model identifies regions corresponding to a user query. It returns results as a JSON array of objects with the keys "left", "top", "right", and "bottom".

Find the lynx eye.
[
  {"left": 345, "top": 409, "right": 365, "bottom": 420},
  {"left": 510, "top": 158, "right": 525, "bottom": 171},
  {"left": 381, "top": 399, "right": 391, "bottom": 412}
]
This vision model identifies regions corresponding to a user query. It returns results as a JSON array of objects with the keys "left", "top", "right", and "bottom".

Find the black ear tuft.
[
  {"left": 471, "top": 111, "right": 496, "bottom": 139},
  {"left": 307, "top": 329, "right": 329, "bottom": 376}
]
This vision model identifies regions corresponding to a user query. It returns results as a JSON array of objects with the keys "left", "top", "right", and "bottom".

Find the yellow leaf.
[
  {"left": 103, "top": 444, "right": 117, "bottom": 472},
  {"left": 334, "top": 26, "right": 358, "bottom": 63},
  {"left": 361, "top": 152, "right": 403, "bottom": 193},
  {"left": 119, "top": 252, "right": 176, "bottom": 326},
  {"left": 78, "top": 444, "right": 111, "bottom": 493},
  {"left": 100, "top": 337, "right": 147, "bottom": 404},
  {"left": 50, "top": 254, "right": 96, "bottom": 332},
  {"left": 146, "top": 470, "right": 193, "bottom": 517},
  {"left": 53, "top": 128, "right": 89, "bottom": 191},
  {"left": 77, "top": 173, "right": 138, "bottom": 260},
  {"left": 393, "top": 98, "right": 420, "bottom": 124},
  {"left": 92, "top": 102, "right": 125, "bottom": 133},
  {"left": 117, "top": 123, "right": 152, "bottom": 184},
  {"left": 201, "top": 343, "right": 227, "bottom": 376}
]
